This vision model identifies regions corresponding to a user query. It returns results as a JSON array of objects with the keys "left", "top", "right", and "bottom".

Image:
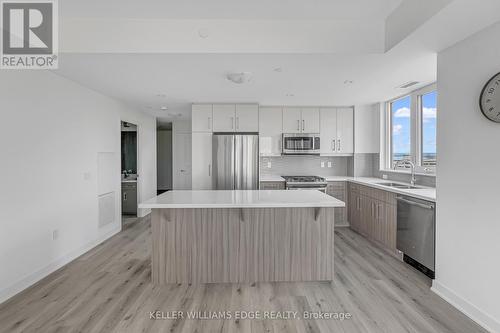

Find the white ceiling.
[
  {"left": 61, "top": 0, "right": 403, "bottom": 20},
  {"left": 54, "top": 48, "right": 436, "bottom": 119},
  {"left": 52, "top": 0, "right": 500, "bottom": 121}
]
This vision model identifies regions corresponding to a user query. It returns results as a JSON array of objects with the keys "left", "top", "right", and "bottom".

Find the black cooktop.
[{"left": 282, "top": 176, "right": 326, "bottom": 183}]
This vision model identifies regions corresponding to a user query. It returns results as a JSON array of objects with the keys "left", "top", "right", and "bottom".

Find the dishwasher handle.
[{"left": 396, "top": 196, "right": 434, "bottom": 210}]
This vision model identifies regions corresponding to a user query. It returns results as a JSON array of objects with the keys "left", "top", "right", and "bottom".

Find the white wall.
[
  {"left": 157, "top": 130, "right": 173, "bottom": 190},
  {"left": 433, "top": 21, "right": 500, "bottom": 332},
  {"left": 0, "top": 70, "right": 156, "bottom": 303},
  {"left": 354, "top": 104, "right": 380, "bottom": 154}
]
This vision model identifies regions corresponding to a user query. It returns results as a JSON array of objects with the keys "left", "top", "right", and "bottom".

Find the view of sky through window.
[
  {"left": 391, "top": 96, "right": 411, "bottom": 166},
  {"left": 421, "top": 91, "right": 437, "bottom": 166}
]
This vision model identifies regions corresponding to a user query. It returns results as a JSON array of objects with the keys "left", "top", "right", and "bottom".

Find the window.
[
  {"left": 382, "top": 84, "right": 437, "bottom": 174},
  {"left": 390, "top": 96, "right": 411, "bottom": 169},
  {"left": 420, "top": 91, "right": 437, "bottom": 168}
]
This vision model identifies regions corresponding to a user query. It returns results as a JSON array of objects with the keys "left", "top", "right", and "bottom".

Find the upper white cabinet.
[
  {"left": 235, "top": 104, "right": 259, "bottom": 132},
  {"left": 213, "top": 104, "right": 236, "bottom": 132},
  {"left": 320, "top": 108, "right": 338, "bottom": 155},
  {"left": 282, "top": 107, "right": 302, "bottom": 133},
  {"left": 336, "top": 107, "right": 354, "bottom": 154},
  {"left": 259, "top": 107, "right": 283, "bottom": 156},
  {"left": 191, "top": 132, "right": 212, "bottom": 190},
  {"left": 301, "top": 108, "right": 320, "bottom": 133},
  {"left": 192, "top": 104, "right": 213, "bottom": 132},
  {"left": 320, "top": 107, "right": 354, "bottom": 155},
  {"left": 282, "top": 107, "right": 320, "bottom": 133},
  {"left": 212, "top": 104, "right": 258, "bottom": 132}
]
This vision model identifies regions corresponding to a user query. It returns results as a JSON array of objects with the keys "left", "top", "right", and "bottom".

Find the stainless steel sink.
[{"left": 375, "top": 182, "right": 420, "bottom": 190}]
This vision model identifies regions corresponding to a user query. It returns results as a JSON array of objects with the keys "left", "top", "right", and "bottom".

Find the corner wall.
[
  {"left": 0, "top": 70, "right": 157, "bottom": 304},
  {"left": 433, "top": 21, "right": 500, "bottom": 332}
]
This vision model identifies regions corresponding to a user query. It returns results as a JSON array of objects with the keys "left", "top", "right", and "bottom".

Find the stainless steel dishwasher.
[{"left": 396, "top": 196, "right": 435, "bottom": 278}]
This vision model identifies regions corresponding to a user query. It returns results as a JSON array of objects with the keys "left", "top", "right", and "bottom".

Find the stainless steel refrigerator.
[{"left": 212, "top": 133, "right": 259, "bottom": 190}]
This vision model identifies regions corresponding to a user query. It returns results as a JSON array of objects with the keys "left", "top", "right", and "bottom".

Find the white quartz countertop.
[
  {"left": 260, "top": 175, "right": 286, "bottom": 182},
  {"left": 139, "top": 190, "right": 345, "bottom": 209},
  {"left": 322, "top": 176, "right": 436, "bottom": 202}
]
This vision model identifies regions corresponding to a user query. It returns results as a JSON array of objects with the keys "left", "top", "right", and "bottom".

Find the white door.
[
  {"left": 173, "top": 133, "right": 192, "bottom": 189},
  {"left": 212, "top": 104, "right": 236, "bottom": 132},
  {"left": 235, "top": 104, "right": 259, "bottom": 132},
  {"left": 191, "top": 104, "right": 213, "bottom": 132},
  {"left": 259, "top": 107, "right": 283, "bottom": 156},
  {"left": 282, "top": 107, "right": 301, "bottom": 133},
  {"left": 337, "top": 107, "right": 354, "bottom": 154},
  {"left": 301, "top": 108, "right": 320, "bottom": 133},
  {"left": 320, "top": 108, "right": 338, "bottom": 155},
  {"left": 191, "top": 133, "right": 212, "bottom": 189}
]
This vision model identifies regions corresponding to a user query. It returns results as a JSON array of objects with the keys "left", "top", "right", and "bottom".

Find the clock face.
[{"left": 480, "top": 72, "right": 500, "bottom": 123}]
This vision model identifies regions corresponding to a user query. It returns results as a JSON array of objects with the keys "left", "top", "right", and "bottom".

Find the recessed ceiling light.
[
  {"left": 273, "top": 67, "right": 283, "bottom": 73},
  {"left": 344, "top": 80, "right": 354, "bottom": 85},
  {"left": 160, "top": 106, "right": 168, "bottom": 111}
]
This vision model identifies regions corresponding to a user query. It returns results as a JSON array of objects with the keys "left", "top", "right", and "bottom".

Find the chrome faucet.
[{"left": 394, "top": 160, "right": 417, "bottom": 186}]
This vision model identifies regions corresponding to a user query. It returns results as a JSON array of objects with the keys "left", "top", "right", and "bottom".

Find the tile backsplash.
[{"left": 260, "top": 155, "right": 348, "bottom": 177}]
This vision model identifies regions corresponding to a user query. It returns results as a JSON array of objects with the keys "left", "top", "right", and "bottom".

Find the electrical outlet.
[
  {"left": 267, "top": 162, "right": 272, "bottom": 168},
  {"left": 321, "top": 162, "right": 325, "bottom": 168},
  {"left": 382, "top": 174, "right": 388, "bottom": 180},
  {"left": 327, "top": 162, "right": 332, "bottom": 168},
  {"left": 52, "top": 229, "right": 59, "bottom": 240}
]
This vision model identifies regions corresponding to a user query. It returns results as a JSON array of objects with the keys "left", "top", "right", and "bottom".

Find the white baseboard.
[
  {"left": 0, "top": 225, "right": 121, "bottom": 305},
  {"left": 432, "top": 280, "right": 499, "bottom": 333}
]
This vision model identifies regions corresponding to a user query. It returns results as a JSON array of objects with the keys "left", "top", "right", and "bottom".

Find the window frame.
[{"left": 381, "top": 83, "right": 437, "bottom": 175}]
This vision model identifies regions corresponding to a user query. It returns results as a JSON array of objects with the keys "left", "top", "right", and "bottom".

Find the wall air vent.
[{"left": 398, "top": 81, "right": 420, "bottom": 89}]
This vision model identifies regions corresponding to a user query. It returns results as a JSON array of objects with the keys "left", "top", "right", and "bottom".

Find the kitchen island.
[{"left": 139, "top": 190, "right": 345, "bottom": 285}]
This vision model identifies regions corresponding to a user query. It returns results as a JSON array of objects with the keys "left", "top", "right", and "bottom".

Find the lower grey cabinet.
[
  {"left": 326, "top": 181, "right": 348, "bottom": 226},
  {"left": 122, "top": 182, "right": 137, "bottom": 215}
]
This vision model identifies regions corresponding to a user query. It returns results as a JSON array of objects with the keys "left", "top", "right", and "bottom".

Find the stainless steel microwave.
[{"left": 282, "top": 133, "right": 320, "bottom": 155}]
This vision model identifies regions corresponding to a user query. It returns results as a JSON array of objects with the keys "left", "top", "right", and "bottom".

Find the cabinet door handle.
[
  {"left": 332, "top": 140, "right": 336, "bottom": 151},
  {"left": 337, "top": 139, "right": 341, "bottom": 152},
  {"left": 208, "top": 164, "right": 211, "bottom": 177},
  {"left": 123, "top": 192, "right": 127, "bottom": 201},
  {"left": 236, "top": 117, "right": 239, "bottom": 130},
  {"left": 231, "top": 117, "right": 234, "bottom": 129},
  {"left": 297, "top": 120, "right": 300, "bottom": 131},
  {"left": 302, "top": 120, "right": 305, "bottom": 131},
  {"left": 208, "top": 117, "right": 211, "bottom": 130}
]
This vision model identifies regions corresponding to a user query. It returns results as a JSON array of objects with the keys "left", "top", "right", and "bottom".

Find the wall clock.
[{"left": 479, "top": 72, "right": 500, "bottom": 123}]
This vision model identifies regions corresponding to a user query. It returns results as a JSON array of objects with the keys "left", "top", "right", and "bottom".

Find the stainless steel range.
[{"left": 282, "top": 176, "right": 327, "bottom": 192}]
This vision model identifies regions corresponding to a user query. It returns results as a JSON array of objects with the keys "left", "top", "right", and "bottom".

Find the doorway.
[
  {"left": 157, "top": 120, "right": 173, "bottom": 195},
  {"left": 121, "top": 121, "right": 138, "bottom": 226}
]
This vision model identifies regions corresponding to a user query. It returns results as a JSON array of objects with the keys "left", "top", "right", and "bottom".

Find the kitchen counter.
[
  {"left": 139, "top": 189, "right": 345, "bottom": 209},
  {"left": 322, "top": 176, "right": 436, "bottom": 202},
  {"left": 142, "top": 189, "right": 341, "bottom": 285},
  {"left": 260, "top": 175, "right": 285, "bottom": 182}
]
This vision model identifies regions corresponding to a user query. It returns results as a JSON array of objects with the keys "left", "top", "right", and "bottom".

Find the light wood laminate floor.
[{"left": 0, "top": 216, "right": 485, "bottom": 333}]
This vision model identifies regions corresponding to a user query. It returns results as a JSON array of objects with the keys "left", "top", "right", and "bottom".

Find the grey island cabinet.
[{"left": 139, "top": 190, "right": 344, "bottom": 285}]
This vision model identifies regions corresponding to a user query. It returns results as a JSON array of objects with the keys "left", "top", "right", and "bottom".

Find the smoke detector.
[{"left": 226, "top": 72, "right": 252, "bottom": 84}]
